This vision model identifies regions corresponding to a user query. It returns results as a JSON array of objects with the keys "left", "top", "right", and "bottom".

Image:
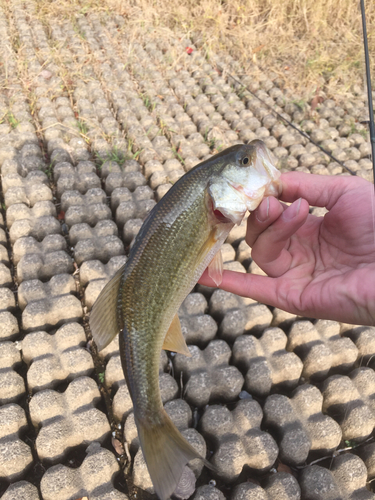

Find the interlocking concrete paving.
[{"left": 0, "top": 1, "right": 374, "bottom": 498}]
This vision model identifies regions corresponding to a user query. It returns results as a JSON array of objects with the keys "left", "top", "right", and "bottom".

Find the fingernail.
[
  {"left": 256, "top": 197, "right": 269, "bottom": 222},
  {"left": 283, "top": 198, "right": 302, "bottom": 221}
]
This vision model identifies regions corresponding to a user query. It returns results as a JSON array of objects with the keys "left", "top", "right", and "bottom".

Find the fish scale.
[
  {"left": 118, "top": 173, "right": 217, "bottom": 420},
  {"left": 89, "top": 140, "right": 281, "bottom": 500},
  {"left": 121, "top": 203, "right": 213, "bottom": 416}
]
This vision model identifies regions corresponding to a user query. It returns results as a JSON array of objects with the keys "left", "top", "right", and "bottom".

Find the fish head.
[{"left": 207, "top": 140, "right": 281, "bottom": 225}]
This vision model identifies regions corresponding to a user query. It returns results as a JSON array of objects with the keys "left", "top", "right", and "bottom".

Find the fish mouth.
[
  {"left": 209, "top": 183, "right": 247, "bottom": 225},
  {"left": 208, "top": 140, "right": 281, "bottom": 225},
  {"left": 211, "top": 173, "right": 280, "bottom": 225},
  {"left": 251, "top": 140, "right": 282, "bottom": 197},
  {"left": 228, "top": 176, "right": 280, "bottom": 213}
]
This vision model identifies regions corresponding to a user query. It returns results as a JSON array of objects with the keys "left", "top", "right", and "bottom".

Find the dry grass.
[
  {"left": 27, "top": 0, "right": 375, "bottom": 99},
  {"left": 106, "top": 0, "right": 375, "bottom": 98}
]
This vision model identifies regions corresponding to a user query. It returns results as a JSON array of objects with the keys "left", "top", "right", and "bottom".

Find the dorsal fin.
[
  {"left": 162, "top": 314, "right": 191, "bottom": 356},
  {"left": 89, "top": 264, "right": 125, "bottom": 351}
]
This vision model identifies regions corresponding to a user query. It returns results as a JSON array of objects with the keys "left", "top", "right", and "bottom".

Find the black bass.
[{"left": 89, "top": 140, "right": 281, "bottom": 500}]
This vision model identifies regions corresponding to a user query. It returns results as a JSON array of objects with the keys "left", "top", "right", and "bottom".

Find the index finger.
[{"left": 280, "top": 172, "right": 366, "bottom": 210}]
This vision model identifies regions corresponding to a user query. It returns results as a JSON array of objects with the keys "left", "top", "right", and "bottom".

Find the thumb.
[{"left": 250, "top": 198, "right": 310, "bottom": 277}]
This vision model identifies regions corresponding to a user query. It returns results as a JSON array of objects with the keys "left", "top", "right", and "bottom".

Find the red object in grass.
[{"left": 185, "top": 47, "right": 193, "bottom": 55}]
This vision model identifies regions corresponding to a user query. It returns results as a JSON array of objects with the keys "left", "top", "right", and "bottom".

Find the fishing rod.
[{"left": 360, "top": 0, "right": 375, "bottom": 188}]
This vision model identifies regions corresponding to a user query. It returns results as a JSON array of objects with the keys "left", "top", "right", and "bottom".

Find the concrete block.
[
  {"left": 344, "top": 326, "right": 375, "bottom": 368},
  {"left": 194, "top": 485, "right": 225, "bottom": 500},
  {"left": 231, "top": 473, "right": 301, "bottom": 500},
  {"left": 60, "top": 187, "right": 106, "bottom": 212},
  {"left": 200, "top": 400, "right": 278, "bottom": 482},
  {"left": 18, "top": 274, "right": 76, "bottom": 310},
  {"left": 105, "top": 171, "right": 147, "bottom": 195},
  {"left": 12, "top": 234, "right": 67, "bottom": 265},
  {"left": 69, "top": 219, "right": 118, "bottom": 245},
  {"left": 178, "top": 293, "right": 217, "bottom": 347},
  {"left": 271, "top": 308, "right": 298, "bottom": 330},
  {"left": 0, "top": 404, "right": 33, "bottom": 481},
  {"left": 288, "top": 320, "right": 358, "bottom": 381},
  {"left": 0, "top": 288, "right": 16, "bottom": 312},
  {"left": 2, "top": 481, "right": 40, "bottom": 500},
  {"left": 6, "top": 201, "right": 56, "bottom": 229},
  {"left": 233, "top": 327, "right": 303, "bottom": 397},
  {"left": 17, "top": 250, "right": 73, "bottom": 283},
  {"left": 0, "top": 311, "right": 20, "bottom": 341},
  {"left": 0, "top": 228, "right": 7, "bottom": 250},
  {"left": 80, "top": 255, "right": 127, "bottom": 287},
  {"left": 235, "top": 240, "right": 252, "bottom": 268},
  {"left": 226, "top": 218, "right": 247, "bottom": 246},
  {"left": 69, "top": 220, "right": 124, "bottom": 265},
  {"left": 0, "top": 262, "right": 12, "bottom": 287},
  {"left": 65, "top": 202, "right": 112, "bottom": 228},
  {"left": 322, "top": 368, "right": 375, "bottom": 442},
  {"left": 110, "top": 185, "right": 152, "bottom": 211},
  {"left": 0, "top": 244, "right": 10, "bottom": 268},
  {"left": 0, "top": 341, "right": 25, "bottom": 404},
  {"left": 218, "top": 300, "right": 273, "bottom": 343},
  {"left": 56, "top": 172, "right": 101, "bottom": 198},
  {"left": 9, "top": 216, "right": 61, "bottom": 245},
  {"left": 22, "top": 294, "right": 83, "bottom": 332},
  {"left": 123, "top": 218, "right": 143, "bottom": 244},
  {"left": 22, "top": 322, "right": 94, "bottom": 392},
  {"left": 115, "top": 198, "right": 156, "bottom": 229},
  {"left": 209, "top": 289, "right": 255, "bottom": 322},
  {"left": 3, "top": 172, "right": 52, "bottom": 208},
  {"left": 264, "top": 384, "right": 342, "bottom": 466},
  {"left": 100, "top": 158, "right": 141, "bottom": 178},
  {"left": 29, "top": 377, "right": 110, "bottom": 463},
  {"left": 80, "top": 255, "right": 127, "bottom": 310},
  {"left": 174, "top": 340, "right": 244, "bottom": 407},
  {"left": 40, "top": 443, "right": 127, "bottom": 500},
  {"left": 300, "top": 453, "right": 374, "bottom": 499},
  {"left": 74, "top": 234, "right": 125, "bottom": 266}
]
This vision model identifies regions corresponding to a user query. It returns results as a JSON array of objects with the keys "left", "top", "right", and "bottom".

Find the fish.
[{"left": 89, "top": 140, "right": 281, "bottom": 500}]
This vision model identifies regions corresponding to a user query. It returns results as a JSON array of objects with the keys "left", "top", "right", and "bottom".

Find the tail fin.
[{"left": 135, "top": 411, "right": 213, "bottom": 500}]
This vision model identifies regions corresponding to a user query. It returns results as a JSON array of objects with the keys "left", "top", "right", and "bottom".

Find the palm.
[{"left": 274, "top": 200, "right": 375, "bottom": 324}]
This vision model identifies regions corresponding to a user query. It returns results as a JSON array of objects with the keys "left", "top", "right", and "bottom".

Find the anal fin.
[{"left": 162, "top": 314, "right": 191, "bottom": 356}]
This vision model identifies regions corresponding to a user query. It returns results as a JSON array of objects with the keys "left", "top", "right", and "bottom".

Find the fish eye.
[{"left": 242, "top": 157, "right": 249, "bottom": 165}]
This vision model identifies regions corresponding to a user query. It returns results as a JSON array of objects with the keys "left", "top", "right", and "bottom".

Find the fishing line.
[
  {"left": 217, "top": 68, "right": 357, "bottom": 176},
  {"left": 360, "top": 0, "right": 375, "bottom": 190}
]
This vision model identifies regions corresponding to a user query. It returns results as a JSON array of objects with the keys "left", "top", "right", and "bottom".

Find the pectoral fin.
[
  {"left": 162, "top": 314, "right": 191, "bottom": 356},
  {"left": 208, "top": 250, "right": 223, "bottom": 286},
  {"left": 89, "top": 264, "right": 125, "bottom": 351}
]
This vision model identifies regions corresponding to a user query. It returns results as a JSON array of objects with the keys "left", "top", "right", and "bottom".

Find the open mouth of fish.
[{"left": 210, "top": 157, "right": 281, "bottom": 225}]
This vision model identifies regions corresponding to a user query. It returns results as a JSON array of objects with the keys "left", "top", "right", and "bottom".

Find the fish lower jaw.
[
  {"left": 216, "top": 207, "right": 246, "bottom": 225},
  {"left": 243, "top": 181, "right": 281, "bottom": 211},
  {"left": 264, "top": 181, "right": 282, "bottom": 197}
]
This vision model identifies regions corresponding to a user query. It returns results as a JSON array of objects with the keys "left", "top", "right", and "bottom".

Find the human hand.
[{"left": 199, "top": 172, "right": 375, "bottom": 326}]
